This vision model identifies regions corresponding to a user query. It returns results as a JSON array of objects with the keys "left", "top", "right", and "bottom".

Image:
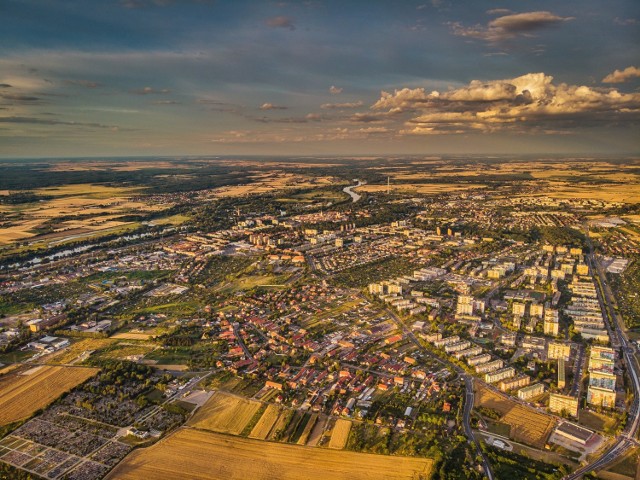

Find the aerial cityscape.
[{"left": 1, "top": 1, "right": 639, "bottom": 480}]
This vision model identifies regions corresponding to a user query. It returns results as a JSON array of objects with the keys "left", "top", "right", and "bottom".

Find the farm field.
[
  {"left": 0, "top": 183, "right": 168, "bottom": 246},
  {"left": 110, "top": 332, "right": 154, "bottom": 340},
  {"left": 207, "top": 173, "right": 338, "bottom": 198},
  {"left": 107, "top": 428, "right": 434, "bottom": 480},
  {"left": 188, "top": 391, "right": 261, "bottom": 435},
  {"left": 475, "top": 384, "right": 555, "bottom": 449},
  {"left": 355, "top": 183, "right": 486, "bottom": 194},
  {"left": 328, "top": 419, "right": 352, "bottom": 449},
  {"left": 249, "top": 404, "right": 282, "bottom": 440},
  {"left": 297, "top": 413, "right": 318, "bottom": 445},
  {"left": 0, "top": 365, "right": 98, "bottom": 425}
]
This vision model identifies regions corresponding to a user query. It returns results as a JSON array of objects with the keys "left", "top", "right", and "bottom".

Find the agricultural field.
[
  {"left": 207, "top": 173, "right": 339, "bottom": 198},
  {"left": 0, "top": 365, "right": 98, "bottom": 425},
  {"left": 475, "top": 384, "right": 555, "bottom": 449},
  {"left": 355, "top": 183, "right": 486, "bottom": 194},
  {"left": 107, "top": 428, "right": 434, "bottom": 480},
  {"left": 296, "top": 414, "right": 318, "bottom": 445},
  {"left": 188, "top": 391, "right": 261, "bottom": 435},
  {"left": 267, "top": 409, "right": 294, "bottom": 441},
  {"left": 328, "top": 419, "right": 352, "bottom": 449},
  {"left": 249, "top": 404, "right": 282, "bottom": 440},
  {"left": 0, "top": 183, "right": 169, "bottom": 246},
  {"left": 110, "top": 332, "right": 154, "bottom": 341}
]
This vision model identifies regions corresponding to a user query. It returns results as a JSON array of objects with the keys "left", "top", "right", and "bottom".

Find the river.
[{"left": 343, "top": 180, "right": 363, "bottom": 203}]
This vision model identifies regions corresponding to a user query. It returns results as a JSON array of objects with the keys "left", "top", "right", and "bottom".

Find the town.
[{"left": 1, "top": 156, "right": 640, "bottom": 480}]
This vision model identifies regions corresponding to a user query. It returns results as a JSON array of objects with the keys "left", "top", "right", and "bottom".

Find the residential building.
[
  {"left": 485, "top": 367, "right": 515, "bottom": 383},
  {"left": 518, "top": 383, "right": 545, "bottom": 400},
  {"left": 549, "top": 393, "right": 579, "bottom": 417}
]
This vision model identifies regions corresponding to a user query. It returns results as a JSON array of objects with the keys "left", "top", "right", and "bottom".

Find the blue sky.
[{"left": 1, "top": 0, "right": 639, "bottom": 157}]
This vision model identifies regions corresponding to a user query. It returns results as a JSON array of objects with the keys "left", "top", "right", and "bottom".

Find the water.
[{"left": 343, "top": 180, "right": 363, "bottom": 203}]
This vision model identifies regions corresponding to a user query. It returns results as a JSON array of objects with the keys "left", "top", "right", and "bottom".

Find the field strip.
[{"left": 107, "top": 427, "right": 434, "bottom": 480}]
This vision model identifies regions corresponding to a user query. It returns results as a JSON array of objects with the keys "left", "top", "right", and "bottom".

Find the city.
[
  {"left": 2, "top": 0, "right": 639, "bottom": 479},
  {"left": 0, "top": 156, "right": 639, "bottom": 479}
]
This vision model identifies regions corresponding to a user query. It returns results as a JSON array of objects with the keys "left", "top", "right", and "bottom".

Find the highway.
[{"left": 563, "top": 233, "right": 640, "bottom": 479}]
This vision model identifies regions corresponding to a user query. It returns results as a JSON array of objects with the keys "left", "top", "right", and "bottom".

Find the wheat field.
[
  {"left": 108, "top": 428, "right": 434, "bottom": 480},
  {"left": 0, "top": 365, "right": 98, "bottom": 425}
]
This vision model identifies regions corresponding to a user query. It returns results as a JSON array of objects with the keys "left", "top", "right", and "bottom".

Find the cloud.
[
  {"left": 602, "top": 66, "right": 640, "bottom": 84},
  {"left": 321, "top": 101, "right": 363, "bottom": 109},
  {"left": 486, "top": 9, "right": 512, "bottom": 16},
  {"left": 0, "top": 84, "right": 11, "bottom": 88},
  {"left": 265, "top": 16, "right": 296, "bottom": 30},
  {"left": 305, "top": 113, "right": 324, "bottom": 121},
  {"left": 329, "top": 85, "right": 343, "bottom": 94},
  {"left": 121, "top": 0, "right": 214, "bottom": 8},
  {"left": 450, "top": 11, "right": 573, "bottom": 43},
  {"left": 64, "top": 79, "right": 101, "bottom": 88},
  {"left": 260, "top": 102, "right": 288, "bottom": 110},
  {"left": 371, "top": 72, "right": 640, "bottom": 136},
  {"left": 356, "top": 127, "right": 389, "bottom": 134},
  {"left": 0, "top": 93, "right": 42, "bottom": 102},
  {"left": 130, "top": 86, "right": 171, "bottom": 95},
  {"left": 0, "top": 116, "right": 119, "bottom": 129},
  {"left": 349, "top": 112, "right": 389, "bottom": 123},
  {"left": 614, "top": 17, "right": 637, "bottom": 26},
  {"left": 153, "top": 100, "right": 179, "bottom": 105}
]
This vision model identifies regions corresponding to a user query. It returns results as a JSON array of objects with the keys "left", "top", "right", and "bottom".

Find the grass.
[
  {"left": 144, "top": 347, "right": 192, "bottom": 365},
  {"left": 44, "top": 338, "right": 116, "bottom": 365},
  {"left": 92, "top": 343, "right": 155, "bottom": 361},
  {"left": 0, "top": 365, "right": 98, "bottom": 425},
  {"left": 605, "top": 447, "right": 639, "bottom": 477},
  {"left": 217, "top": 274, "right": 290, "bottom": 293},
  {"left": 578, "top": 410, "right": 618, "bottom": 435},
  {"left": 107, "top": 428, "right": 434, "bottom": 480},
  {"left": 485, "top": 420, "right": 511, "bottom": 438}
]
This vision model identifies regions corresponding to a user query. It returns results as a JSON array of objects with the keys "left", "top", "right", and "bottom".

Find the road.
[
  {"left": 135, "top": 370, "right": 216, "bottom": 425},
  {"left": 232, "top": 323, "right": 253, "bottom": 360},
  {"left": 569, "top": 345, "right": 585, "bottom": 398},
  {"left": 380, "top": 303, "right": 494, "bottom": 480},
  {"left": 563, "top": 232, "right": 640, "bottom": 479}
]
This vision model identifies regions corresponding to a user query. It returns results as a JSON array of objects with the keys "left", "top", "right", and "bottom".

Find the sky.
[{"left": 1, "top": 0, "right": 639, "bottom": 158}]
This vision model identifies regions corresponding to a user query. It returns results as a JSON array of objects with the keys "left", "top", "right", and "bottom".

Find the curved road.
[{"left": 378, "top": 302, "right": 494, "bottom": 480}]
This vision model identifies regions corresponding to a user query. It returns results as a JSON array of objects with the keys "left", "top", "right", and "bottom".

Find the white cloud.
[
  {"left": 260, "top": 102, "right": 288, "bottom": 110},
  {"left": 602, "top": 66, "right": 640, "bottom": 83},
  {"left": 450, "top": 11, "right": 573, "bottom": 43},
  {"left": 130, "top": 86, "right": 171, "bottom": 95},
  {"left": 320, "top": 101, "right": 363, "bottom": 109},
  {"left": 372, "top": 72, "right": 640, "bottom": 135},
  {"left": 329, "top": 85, "right": 343, "bottom": 94}
]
